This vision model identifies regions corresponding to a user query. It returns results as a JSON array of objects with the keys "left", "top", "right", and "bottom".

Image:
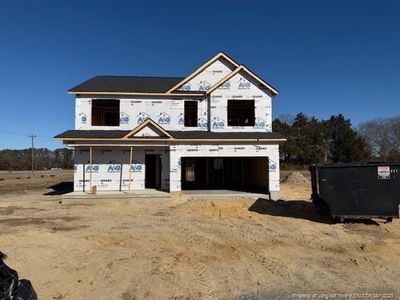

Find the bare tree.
[{"left": 359, "top": 117, "right": 400, "bottom": 161}]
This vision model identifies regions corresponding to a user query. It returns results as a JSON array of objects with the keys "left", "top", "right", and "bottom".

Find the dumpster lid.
[{"left": 310, "top": 162, "right": 400, "bottom": 168}]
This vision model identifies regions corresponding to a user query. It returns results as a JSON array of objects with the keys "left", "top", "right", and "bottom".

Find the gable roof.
[
  {"left": 67, "top": 52, "right": 278, "bottom": 97},
  {"left": 122, "top": 119, "right": 173, "bottom": 139},
  {"left": 165, "top": 52, "right": 240, "bottom": 94},
  {"left": 206, "top": 65, "right": 279, "bottom": 95}
]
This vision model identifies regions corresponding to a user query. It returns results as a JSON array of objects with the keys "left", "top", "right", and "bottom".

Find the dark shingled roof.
[
  {"left": 55, "top": 130, "right": 285, "bottom": 140},
  {"left": 68, "top": 76, "right": 186, "bottom": 93},
  {"left": 54, "top": 130, "right": 128, "bottom": 139}
]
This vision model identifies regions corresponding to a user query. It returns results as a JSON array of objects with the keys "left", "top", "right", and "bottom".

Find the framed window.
[
  {"left": 92, "top": 99, "right": 120, "bottom": 126},
  {"left": 227, "top": 100, "right": 255, "bottom": 126},
  {"left": 184, "top": 101, "right": 198, "bottom": 127}
]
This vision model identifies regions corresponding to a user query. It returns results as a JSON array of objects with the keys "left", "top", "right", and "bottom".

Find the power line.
[
  {"left": 28, "top": 134, "right": 37, "bottom": 175},
  {"left": 0, "top": 131, "right": 55, "bottom": 139}
]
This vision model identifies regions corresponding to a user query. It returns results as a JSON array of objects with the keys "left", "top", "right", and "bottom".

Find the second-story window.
[
  {"left": 227, "top": 100, "right": 255, "bottom": 126},
  {"left": 92, "top": 99, "right": 120, "bottom": 126},
  {"left": 184, "top": 101, "right": 198, "bottom": 127}
]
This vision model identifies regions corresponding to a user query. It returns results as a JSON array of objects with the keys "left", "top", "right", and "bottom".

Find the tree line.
[
  {"left": 0, "top": 114, "right": 398, "bottom": 170},
  {"left": 0, "top": 148, "right": 73, "bottom": 171},
  {"left": 273, "top": 113, "right": 400, "bottom": 168}
]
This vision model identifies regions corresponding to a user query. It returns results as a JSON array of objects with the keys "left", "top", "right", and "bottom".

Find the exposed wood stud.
[
  {"left": 128, "top": 146, "right": 133, "bottom": 192},
  {"left": 89, "top": 146, "right": 93, "bottom": 193}
]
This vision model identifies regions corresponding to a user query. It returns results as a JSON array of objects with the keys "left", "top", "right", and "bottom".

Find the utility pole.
[{"left": 29, "top": 134, "right": 37, "bottom": 176}]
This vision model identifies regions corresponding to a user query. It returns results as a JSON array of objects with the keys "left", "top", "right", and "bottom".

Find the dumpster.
[{"left": 309, "top": 163, "right": 400, "bottom": 222}]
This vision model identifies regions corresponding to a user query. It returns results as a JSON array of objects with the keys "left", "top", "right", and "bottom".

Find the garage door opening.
[{"left": 181, "top": 157, "right": 268, "bottom": 193}]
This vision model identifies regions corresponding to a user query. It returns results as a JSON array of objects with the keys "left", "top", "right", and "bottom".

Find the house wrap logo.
[
  {"left": 212, "top": 117, "right": 225, "bottom": 129},
  {"left": 120, "top": 112, "right": 130, "bottom": 124},
  {"left": 269, "top": 159, "right": 277, "bottom": 172},
  {"left": 219, "top": 81, "right": 231, "bottom": 90},
  {"left": 198, "top": 118, "right": 207, "bottom": 129},
  {"left": 238, "top": 77, "right": 251, "bottom": 89},
  {"left": 198, "top": 81, "right": 211, "bottom": 91},
  {"left": 79, "top": 113, "right": 88, "bottom": 124},
  {"left": 180, "top": 83, "right": 192, "bottom": 91},
  {"left": 130, "top": 160, "right": 142, "bottom": 172},
  {"left": 85, "top": 165, "right": 99, "bottom": 173},
  {"left": 158, "top": 112, "right": 171, "bottom": 124},
  {"left": 178, "top": 113, "right": 184, "bottom": 125},
  {"left": 136, "top": 112, "right": 150, "bottom": 124},
  {"left": 74, "top": 165, "right": 78, "bottom": 173},
  {"left": 107, "top": 164, "right": 122, "bottom": 173},
  {"left": 255, "top": 117, "right": 266, "bottom": 128}
]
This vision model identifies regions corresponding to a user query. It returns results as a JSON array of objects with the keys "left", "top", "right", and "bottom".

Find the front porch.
[{"left": 74, "top": 145, "right": 170, "bottom": 193}]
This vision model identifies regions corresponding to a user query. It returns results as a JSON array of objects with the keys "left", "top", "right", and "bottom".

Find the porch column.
[
  {"left": 128, "top": 146, "right": 133, "bottom": 192},
  {"left": 89, "top": 146, "right": 93, "bottom": 193}
]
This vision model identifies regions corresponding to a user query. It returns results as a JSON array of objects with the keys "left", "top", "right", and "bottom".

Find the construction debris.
[
  {"left": 0, "top": 251, "right": 37, "bottom": 300},
  {"left": 282, "top": 172, "right": 309, "bottom": 185}
]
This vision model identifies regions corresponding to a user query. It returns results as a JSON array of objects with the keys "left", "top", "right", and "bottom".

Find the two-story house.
[{"left": 55, "top": 52, "right": 285, "bottom": 199}]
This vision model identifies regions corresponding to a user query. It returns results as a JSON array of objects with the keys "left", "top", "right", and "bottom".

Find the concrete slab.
[
  {"left": 179, "top": 190, "right": 269, "bottom": 199},
  {"left": 61, "top": 189, "right": 170, "bottom": 200}
]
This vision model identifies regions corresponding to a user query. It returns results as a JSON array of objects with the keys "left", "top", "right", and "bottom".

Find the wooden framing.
[
  {"left": 206, "top": 66, "right": 244, "bottom": 95},
  {"left": 128, "top": 146, "right": 133, "bottom": 192},
  {"left": 122, "top": 118, "right": 173, "bottom": 139},
  {"left": 89, "top": 146, "right": 93, "bottom": 193},
  {"left": 206, "top": 65, "right": 279, "bottom": 95},
  {"left": 165, "top": 52, "right": 240, "bottom": 94}
]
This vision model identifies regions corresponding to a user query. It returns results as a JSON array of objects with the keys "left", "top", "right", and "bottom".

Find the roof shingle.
[
  {"left": 68, "top": 76, "right": 186, "bottom": 93},
  {"left": 55, "top": 130, "right": 285, "bottom": 140}
]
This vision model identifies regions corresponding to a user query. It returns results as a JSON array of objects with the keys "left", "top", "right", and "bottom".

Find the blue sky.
[{"left": 0, "top": 0, "right": 399, "bottom": 149}]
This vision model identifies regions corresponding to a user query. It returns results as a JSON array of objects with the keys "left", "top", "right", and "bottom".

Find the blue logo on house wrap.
[
  {"left": 198, "top": 81, "right": 211, "bottom": 91},
  {"left": 158, "top": 112, "right": 171, "bottom": 124},
  {"left": 212, "top": 117, "right": 225, "bottom": 129},
  {"left": 255, "top": 117, "right": 266, "bottom": 128},
  {"left": 180, "top": 83, "right": 192, "bottom": 91},
  {"left": 178, "top": 113, "right": 184, "bottom": 125},
  {"left": 198, "top": 118, "right": 207, "bottom": 129},
  {"left": 120, "top": 112, "right": 130, "bottom": 124},
  {"left": 80, "top": 113, "right": 88, "bottom": 124},
  {"left": 85, "top": 165, "right": 99, "bottom": 173},
  {"left": 107, "top": 164, "right": 122, "bottom": 173},
  {"left": 238, "top": 77, "right": 251, "bottom": 89},
  {"left": 219, "top": 81, "right": 231, "bottom": 90},
  {"left": 136, "top": 112, "right": 150, "bottom": 124},
  {"left": 130, "top": 160, "right": 142, "bottom": 172},
  {"left": 269, "top": 159, "right": 277, "bottom": 172}
]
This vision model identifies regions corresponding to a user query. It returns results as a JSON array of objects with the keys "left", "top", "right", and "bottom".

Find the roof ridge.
[{"left": 95, "top": 75, "right": 185, "bottom": 79}]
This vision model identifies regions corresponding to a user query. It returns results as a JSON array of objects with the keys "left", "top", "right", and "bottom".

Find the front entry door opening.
[{"left": 145, "top": 154, "right": 161, "bottom": 189}]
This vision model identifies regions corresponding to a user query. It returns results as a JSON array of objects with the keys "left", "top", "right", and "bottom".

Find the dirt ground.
[{"left": 0, "top": 171, "right": 399, "bottom": 299}]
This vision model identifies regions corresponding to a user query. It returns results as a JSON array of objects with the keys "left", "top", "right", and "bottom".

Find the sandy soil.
[{"left": 0, "top": 172, "right": 399, "bottom": 299}]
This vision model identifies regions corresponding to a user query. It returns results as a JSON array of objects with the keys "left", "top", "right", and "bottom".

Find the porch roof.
[{"left": 55, "top": 130, "right": 286, "bottom": 141}]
